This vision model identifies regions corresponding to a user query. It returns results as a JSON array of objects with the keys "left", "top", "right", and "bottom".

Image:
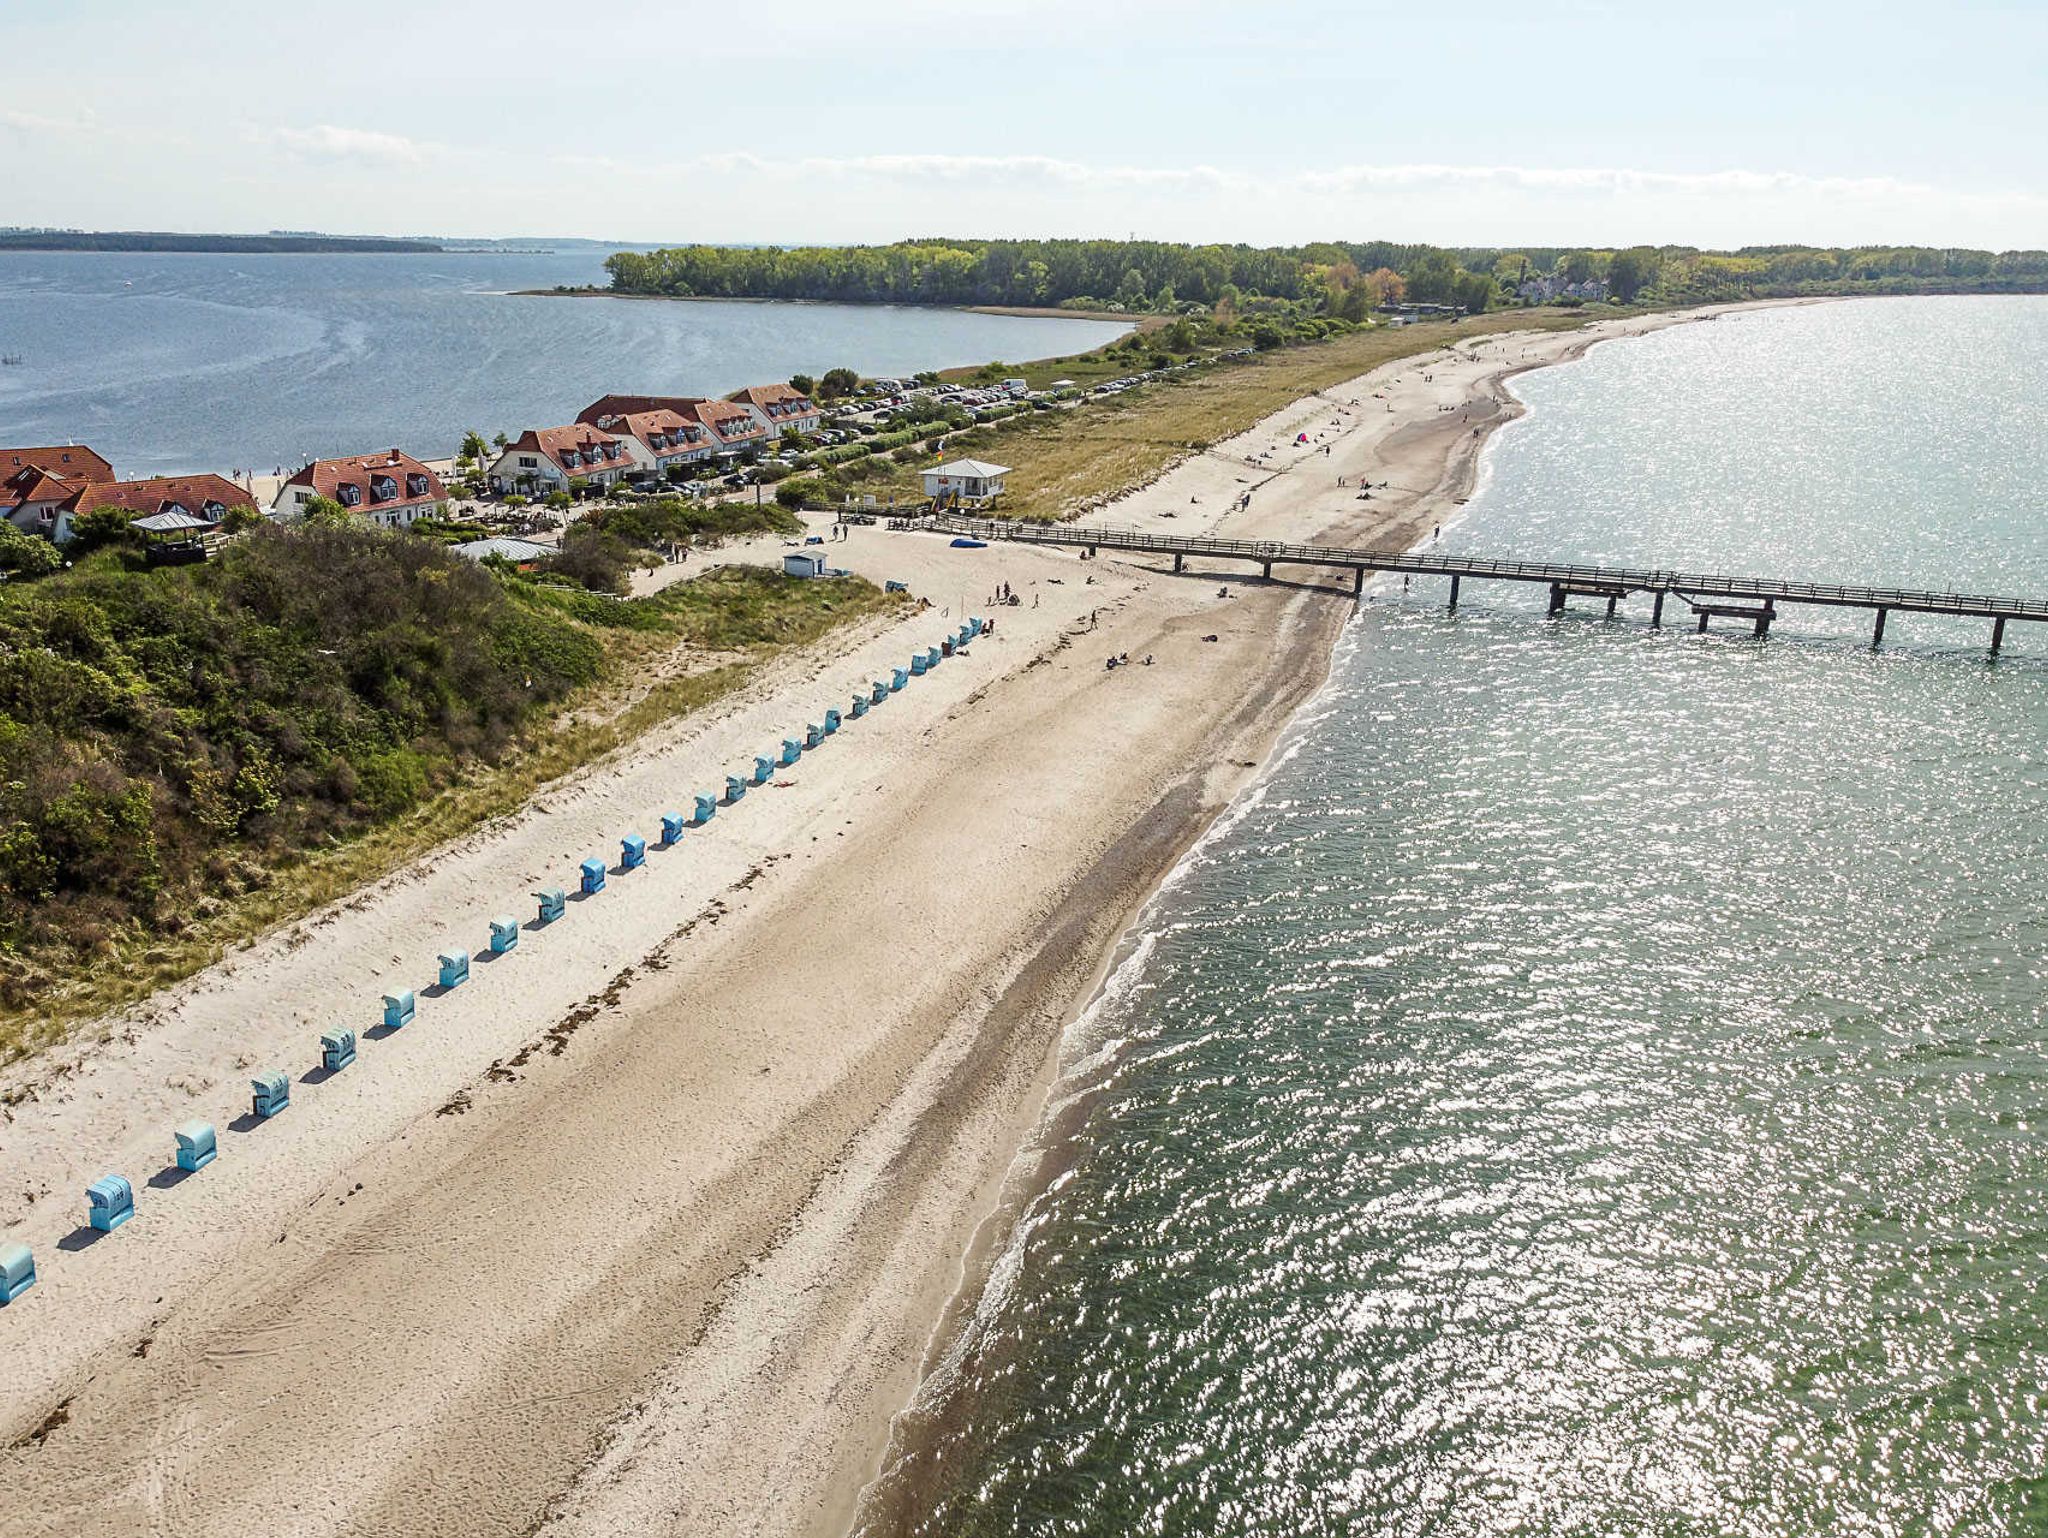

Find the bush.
[
  {"left": 0, "top": 524, "right": 62, "bottom": 578},
  {"left": 0, "top": 522, "right": 610, "bottom": 1010},
  {"left": 66, "top": 505, "right": 142, "bottom": 555}
]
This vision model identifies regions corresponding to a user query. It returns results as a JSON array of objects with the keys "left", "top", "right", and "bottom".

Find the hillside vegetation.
[{"left": 0, "top": 520, "right": 894, "bottom": 1052}]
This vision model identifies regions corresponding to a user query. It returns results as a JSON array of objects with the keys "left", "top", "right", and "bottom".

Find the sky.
[{"left": 4, "top": 0, "right": 2046, "bottom": 251}]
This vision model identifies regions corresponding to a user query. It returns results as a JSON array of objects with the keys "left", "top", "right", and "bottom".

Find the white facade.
[
  {"left": 618, "top": 434, "right": 715, "bottom": 480},
  {"left": 921, "top": 458, "right": 1010, "bottom": 504},
  {"left": 487, "top": 443, "right": 630, "bottom": 495},
  {"left": 740, "top": 402, "right": 821, "bottom": 439}
]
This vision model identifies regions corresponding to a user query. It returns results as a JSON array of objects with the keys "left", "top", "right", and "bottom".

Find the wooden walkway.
[{"left": 929, "top": 515, "right": 2048, "bottom": 653}]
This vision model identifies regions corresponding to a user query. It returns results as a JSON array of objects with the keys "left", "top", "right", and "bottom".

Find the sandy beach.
[{"left": 0, "top": 305, "right": 1762, "bottom": 1536}]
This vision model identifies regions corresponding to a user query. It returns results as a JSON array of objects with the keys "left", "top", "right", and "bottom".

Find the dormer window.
[
  {"left": 203, "top": 501, "right": 225, "bottom": 516},
  {"left": 406, "top": 474, "right": 429, "bottom": 498},
  {"left": 369, "top": 475, "right": 397, "bottom": 502},
  {"left": 338, "top": 484, "right": 362, "bottom": 506}
]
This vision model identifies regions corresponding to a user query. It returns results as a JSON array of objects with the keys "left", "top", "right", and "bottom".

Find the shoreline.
[
  {"left": 0, "top": 302, "right": 1787, "bottom": 1537},
  {"left": 842, "top": 297, "right": 1811, "bottom": 1533}
]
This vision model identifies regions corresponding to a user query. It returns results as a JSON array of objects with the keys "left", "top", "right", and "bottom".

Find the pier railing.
[{"left": 928, "top": 515, "right": 2048, "bottom": 649}]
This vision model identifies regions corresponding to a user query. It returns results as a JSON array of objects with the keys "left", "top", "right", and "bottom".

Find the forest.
[{"left": 604, "top": 238, "right": 2048, "bottom": 315}]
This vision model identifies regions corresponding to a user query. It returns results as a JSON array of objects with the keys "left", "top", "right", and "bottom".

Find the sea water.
[
  {"left": 866, "top": 297, "right": 2048, "bottom": 1537},
  {"left": 0, "top": 250, "right": 1126, "bottom": 475}
]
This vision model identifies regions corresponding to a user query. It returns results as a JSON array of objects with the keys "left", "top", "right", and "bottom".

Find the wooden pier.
[{"left": 929, "top": 515, "right": 2047, "bottom": 654}]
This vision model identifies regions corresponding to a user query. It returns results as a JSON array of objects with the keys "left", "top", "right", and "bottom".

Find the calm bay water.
[
  {"left": 0, "top": 251, "right": 1125, "bottom": 475},
  {"left": 870, "top": 298, "right": 2048, "bottom": 1537}
]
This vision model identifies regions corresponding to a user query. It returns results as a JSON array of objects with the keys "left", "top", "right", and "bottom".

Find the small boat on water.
[{"left": 0, "top": 355, "right": 22, "bottom": 366}]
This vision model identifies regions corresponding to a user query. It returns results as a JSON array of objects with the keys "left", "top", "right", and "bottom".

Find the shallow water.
[
  {"left": 868, "top": 297, "right": 2048, "bottom": 1537},
  {"left": 0, "top": 251, "right": 1125, "bottom": 474}
]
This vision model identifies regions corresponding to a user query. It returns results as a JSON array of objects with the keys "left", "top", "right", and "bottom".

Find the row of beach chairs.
[{"left": 1, "top": 617, "right": 986, "bottom": 1308}]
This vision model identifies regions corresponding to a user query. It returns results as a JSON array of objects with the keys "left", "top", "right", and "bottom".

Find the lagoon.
[{"left": 0, "top": 250, "right": 1127, "bottom": 476}]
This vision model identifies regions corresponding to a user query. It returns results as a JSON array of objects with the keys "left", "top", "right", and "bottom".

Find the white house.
[
  {"left": 602, "top": 410, "right": 717, "bottom": 480},
  {"left": 921, "top": 458, "right": 1010, "bottom": 505},
  {"left": 487, "top": 426, "right": 632, "bottom": 496},
  {"left": 731, "top": 383, "right": 822, "bottom": 440},
  {"left": 272, "top": 450, "right": 445, "bottom": 527}
]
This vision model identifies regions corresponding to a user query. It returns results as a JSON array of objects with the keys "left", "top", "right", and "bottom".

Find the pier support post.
[
  {"left": 1754, "top": 601, "right": 1775, "bottom": 640},
  {"left": 1352, "top": 567, "right": 1365, "bottom": 597},
  {"left": 1448, "top": 573, "right": 1461, "bottom": 611},
  {"left": 1651, "top": 590, "right": 1665, "bottom": 628},
  {"left": 1872, "top": 607, "right": 1887, "bottom": 649},
  {"left": 1548, "top": 582, "right": 1565, "bottom": 615},
  {"left": 1262, "top": 560, "right": 1273, "bottom": 581},
  {"left": 1605, "top": 595, "right": 1618, "bottom": 620},
  {"left": 1992, "top": 616, "right": 2007, "bottom": 656},
  {"left": 1172, "top": 552, "right": 1184, "bottom": 573},
  {"left": 1697, "top": 611, "right": 1710, "bottom": 634}
]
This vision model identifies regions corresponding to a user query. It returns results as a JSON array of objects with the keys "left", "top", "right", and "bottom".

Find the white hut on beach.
[{"left": 920, "top": 459, "right": 1009, "bottom": 505}]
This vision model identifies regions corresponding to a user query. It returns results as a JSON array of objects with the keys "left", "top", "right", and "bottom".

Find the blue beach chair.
[
  {"left": 535, "top": 887, "right": 566, "bottom": 924},
  {"left": 661, "top": 811, "right": 687, "bottom": 845},
  {"left": 438, "top": 950, "right": 469, "bottom": 989},
  {"left": 175, "top": 1120, "right": 217, "bottom": 1172},
  {"left": 580, "top": 858, "right": 607, "bottom": 896},
  {"left": 251, "top": 1072, "right": 290, "bottom": 1119},
  {"left": 910, "top": 653, "right": 927, "bottom": 676},
  {"left": 0, "top": 1243, "right": 33, "bottom": 1304},
  {"left": 780, "top": 738, "right": 802, "bottom": 766},
  {"left": 694, "top": 793, "right": 717, "bottom": 825},
  {"left": 383, "top": 989, "right": 415, "bottom": 1029},
  {"left": 320, "top": 1028, "right": 356, "bottom": 1073},
  {"left": 88, "top": 1175, "right": 135, "bottom": 1232},
  {"left": 752, "top": 756, "right": 775, "bottom": 785},
  {"left": 891, "top": 669, "right": 907, "bottom": 691},
  {"left": 622, "top": 833, "right": 647, "bottom": 869},
  {"left": 490, "top": 915, "right": 520, "bottom": 953},
  {"left": 805, "top": 723, "right": 825, "bottom": 748},
  {"left": 824, "top": 708, "right": 841, "bottom": 734},
  {"left": 851, "top": 695, "right": 869, "bottom": 719},
  {"left": 872, "top": 681, "right": 889, "bottom": 703},
  {"left": 725, "top": 776, "right": 747, "bottom": 803},
  {"left": 925, "top": 646, "right": 942, "bottom": 668}
]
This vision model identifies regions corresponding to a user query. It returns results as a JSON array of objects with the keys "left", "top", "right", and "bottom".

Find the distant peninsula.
[{"left": 0, "top": 230, "right": 444, "bottom": 254}]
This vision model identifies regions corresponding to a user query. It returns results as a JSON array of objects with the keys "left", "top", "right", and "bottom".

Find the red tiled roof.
[
  {"left": 1, "top": 444, "right": 114, "bottom": 485},
  {"left": 282, "top": 450, "right": 445, "bottom": 512},
  {"left": 731, "top": 384, "right": 817, "bottom": 417},
  {"left": 578, "top": 394, "right": 708, "bottom": 426},
  {"left": 78, "top": 474, "right": 252, "bottom": 520},
  {"left": 2, "top": 466, "right": 93, "bottom": 513},
  {"left": 610, "top": 410, "right": 709, "bottom": 454},
  {"left": 684, "top": 399, "right": 766, "bottom": 440},
  {"left": 506, "top": 426, "right": 630, "bottom": 475}
]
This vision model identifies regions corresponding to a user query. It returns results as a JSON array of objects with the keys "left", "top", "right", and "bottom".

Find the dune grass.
[{"left": 0, "top": 567, "right": 903, "bottom": 1063}]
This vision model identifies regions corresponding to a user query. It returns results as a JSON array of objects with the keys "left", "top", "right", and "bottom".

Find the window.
[
  {"left": 407, "top": 474, "right": 429, "bottom": 498},
  {"left": 338, "top": 484, "right": 361, "bottom": 506},
  {"left": 370, "top": 476, "right": 397, "bottom": 502}
]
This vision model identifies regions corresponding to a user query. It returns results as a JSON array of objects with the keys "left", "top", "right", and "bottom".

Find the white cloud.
[
  {"left": 268, "top": 124, "right": 437, "bottom": 166},
  {"left": 0, "top": 108, "right": 93, "bottom": 136}
]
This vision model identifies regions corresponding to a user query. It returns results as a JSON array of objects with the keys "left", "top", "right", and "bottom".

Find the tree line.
[{"left": 605, "top": 238, "right": 2048, "bottom": 316}]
